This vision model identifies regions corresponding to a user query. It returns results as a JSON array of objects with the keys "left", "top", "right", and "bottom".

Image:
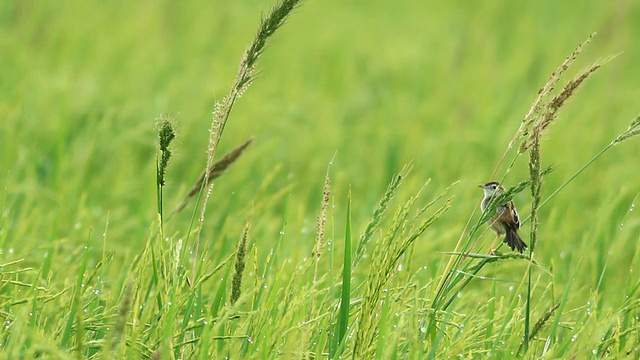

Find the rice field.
[{"left": 1, "top": 0, "right": 639, "bottom": 358}]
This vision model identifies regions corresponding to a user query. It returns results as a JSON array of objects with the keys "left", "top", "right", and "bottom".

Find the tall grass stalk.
[
  {"left": 314, "top": 161, "right": 332, "bottom": 283},
  {"left": 191, "top": 0, "right": 303, "bottom": 280},
  {"left": 155, "top": 115, "right": 175, "bottom": 237},
  {"left": 524, "top": 123, "right": 543, "bottom": 352}
]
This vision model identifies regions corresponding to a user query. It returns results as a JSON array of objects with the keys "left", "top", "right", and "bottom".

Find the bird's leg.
[{"left": 488, "top": 234, "right": 500, "bottom": 255}]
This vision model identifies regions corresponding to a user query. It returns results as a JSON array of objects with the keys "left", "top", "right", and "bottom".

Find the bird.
[{"left": 479, "top": 181, "right": 527, "bottom": 253}]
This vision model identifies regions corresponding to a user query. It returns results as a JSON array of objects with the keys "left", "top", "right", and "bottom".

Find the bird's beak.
[{"left": 478, "top": 184, "right": 485, "bottom": 189}]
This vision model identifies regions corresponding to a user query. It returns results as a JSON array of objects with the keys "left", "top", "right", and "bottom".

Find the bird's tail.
[{"left": 504, "top": 228, "right": 528, "bottom": 253}]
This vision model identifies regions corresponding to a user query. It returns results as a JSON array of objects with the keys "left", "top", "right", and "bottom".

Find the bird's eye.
[{"left": 491, "top": 184, "right": 497, "bottom": 189}]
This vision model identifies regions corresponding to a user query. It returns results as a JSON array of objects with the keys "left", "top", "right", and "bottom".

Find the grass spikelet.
[
  {"left": 156, "top": 115, "right": 176, "bottom": 188},
  {"left": 541, "top": 63, "right": 602, "bottom": 127},
  {"left": 515, "top": 33, "right": 595, "bottom": 147},
  {"left": 313, "top": 162, "right": 332, "bottom": 259},
  {"left": 521, "top": 60, "right": 607, "bottom": 152},
  {"left": 230, "top": 223, "right": 250, "bottom": 306},
  {"left": 613, "top": 115, "right": 640, "bottom": 144},
  {"left": 518, "top": 302, "right": 560, "bottom": 355},
  {"left": 353, "top": 164, "right": 411, "bottom": 266},
  {"left": 173, "top": 137, "right": 253, "bottom": 215}
]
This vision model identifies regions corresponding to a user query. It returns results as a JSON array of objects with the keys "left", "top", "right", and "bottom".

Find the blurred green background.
[{"left": 1, "top": 0, "right": 639, "bottom": 306}]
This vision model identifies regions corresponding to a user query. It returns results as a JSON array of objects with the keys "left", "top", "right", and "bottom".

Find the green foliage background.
[{"left": 1, "top": 0, "right": 639, "bottom": 358}]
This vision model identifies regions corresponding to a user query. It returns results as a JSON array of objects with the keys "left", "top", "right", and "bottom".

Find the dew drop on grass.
[
  {"left": 592, "top": 349, "right": 597, "bottom": 354},
  {"left": 420, "top": 327, "right": 427, "bottom": 333},
  {"left": 571, "top": 334, "right": 578, "bottom": 342},
  {"left": 167, "top": 301, "right": 172, "bottom": 306},
  {"left": 279, "top": 230, "right": 285, "bottom": 235},
  {"left": 247, "top": 338, "right": 254, "bottom": 344}
]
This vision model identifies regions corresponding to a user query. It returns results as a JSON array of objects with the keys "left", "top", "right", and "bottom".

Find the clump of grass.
[
  {"left": 353, "top": 177, "right": 454, "bottom": 358},
  {"left": 106, "top": 282, "right": 133, "bottom": 356}
]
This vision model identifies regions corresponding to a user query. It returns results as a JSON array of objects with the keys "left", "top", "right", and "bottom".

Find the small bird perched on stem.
[{"left": 479, "top": 181, "right": 528, "bottom": 253}]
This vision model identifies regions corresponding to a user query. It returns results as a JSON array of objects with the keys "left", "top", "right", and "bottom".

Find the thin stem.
[{"left": 539, "top": 143, "right": 612, "bottom": 210}]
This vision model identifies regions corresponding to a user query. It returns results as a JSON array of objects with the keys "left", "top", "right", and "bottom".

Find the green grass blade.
[{"left": 332, "top": 190, "right": 352, "bottom": 358}]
